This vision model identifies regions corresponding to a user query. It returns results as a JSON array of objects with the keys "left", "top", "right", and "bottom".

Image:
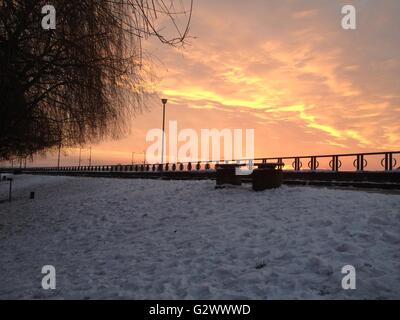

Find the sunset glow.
[{"left": 31, "top": 0, "right": 400, "bottom": 166}]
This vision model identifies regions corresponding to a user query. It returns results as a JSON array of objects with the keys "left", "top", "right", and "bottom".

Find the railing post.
[
  {"left": 385, "top": 153, "right": 393, "bottom": 171},
  {"left": 308, "top": 157, "right": 317, "bottom": 170},
  {"left": 331, "top": 156, "right": 340, "bottom": 171},
  {"left": 293, "top": 157, "right": 301, "bottom": 171},
  {"left": 357, "top": 154, "right": 364, "bottom": 171}
]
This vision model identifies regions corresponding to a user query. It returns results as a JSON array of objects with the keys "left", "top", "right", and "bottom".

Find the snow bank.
[{"left": 0, "top": 175, "right": 399, "bottom": 299}]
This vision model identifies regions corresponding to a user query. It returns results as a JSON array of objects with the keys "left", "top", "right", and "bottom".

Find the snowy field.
[{"left": 0, "top": 174, "right": 399, "bottom": 299}]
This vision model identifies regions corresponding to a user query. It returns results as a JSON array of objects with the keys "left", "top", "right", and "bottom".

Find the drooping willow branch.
[{"left": 0, "top": 0, "right": 193, "bottom": 160}]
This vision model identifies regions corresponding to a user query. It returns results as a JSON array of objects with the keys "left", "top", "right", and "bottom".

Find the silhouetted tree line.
[{"left": 0, "top": 0, "right": 192, "bottom": 161}]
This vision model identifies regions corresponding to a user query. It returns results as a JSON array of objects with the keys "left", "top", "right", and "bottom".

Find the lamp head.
[{"left": 161, "top": 98, "right": 168, "bottom": 105}]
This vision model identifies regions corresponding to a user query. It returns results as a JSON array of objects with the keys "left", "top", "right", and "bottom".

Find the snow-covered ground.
[{"left": 0, "top": 174, "right": 399, "bottom": 299}]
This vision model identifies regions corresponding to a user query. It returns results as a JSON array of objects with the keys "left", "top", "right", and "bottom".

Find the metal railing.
[
  {"left": 4, "top": 151, "right": 399, "bottom": 174},
  {"left": 253, "top": 151, "right": 400, "bottom": 172}
]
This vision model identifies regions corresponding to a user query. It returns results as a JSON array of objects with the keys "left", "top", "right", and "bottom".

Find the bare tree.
[{"left": 0, "top": 0, "right": 193, "bottom": 160}]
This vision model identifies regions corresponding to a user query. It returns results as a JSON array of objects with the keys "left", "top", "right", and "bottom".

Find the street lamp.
[
  {"left": 161, "top": 98, "right": 168, "bottom": 165},
  {"left": 78, "top": 148, "right": 82, "bottom": 167},
  {"left": 89, "top": 147, "right": 92, "bottom": 167},
  {"left": 57, "top": 129, "right": 62, "bottom": 169}
]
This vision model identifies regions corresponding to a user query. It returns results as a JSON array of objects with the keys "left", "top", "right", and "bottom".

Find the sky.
[{"left": 28, "top": 0, "right": 400, "bottom": 166}]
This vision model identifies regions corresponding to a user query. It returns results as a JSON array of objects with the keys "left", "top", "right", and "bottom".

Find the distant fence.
[
  {"left": 1, "top": 151, "right": 399, "bottom": 173},
  {"left": 1, "top": 151, "right": 400, "bottom": 190}
]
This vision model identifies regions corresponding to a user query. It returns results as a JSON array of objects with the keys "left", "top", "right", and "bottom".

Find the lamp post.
[
  {"left": 78, "top": 148, "right": 82, "bottom": 167},
  {"left": 57, "top": 144, "right": 61, "bottom": 169},
  {"left": 161, "top": 98, "right": 168, "bottom": 165},
  {"left": 57, "top": 130, "right": 62, "bottom": 169},
  {"left": 131, "top": 152, "right": 135, "bottom": 166},
  {"left": 89, "top": 147, "right": 92, "bottom": 167}
]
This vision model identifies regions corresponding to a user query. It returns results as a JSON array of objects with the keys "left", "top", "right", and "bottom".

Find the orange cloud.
[{"left": 34, "top": 0, "right": 400, "bottom": 165}]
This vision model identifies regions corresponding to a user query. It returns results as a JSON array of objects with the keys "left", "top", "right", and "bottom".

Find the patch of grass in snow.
[{"left": 255, "top": 260, "right": 266, "bottom": 270}]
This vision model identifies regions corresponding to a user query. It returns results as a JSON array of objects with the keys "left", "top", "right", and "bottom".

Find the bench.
[
  {"left": 215, "top": 163, "right": 246, "bottom": 188},
  {"left": 252, "top": 162, "right": 284, "bottom": 191}
]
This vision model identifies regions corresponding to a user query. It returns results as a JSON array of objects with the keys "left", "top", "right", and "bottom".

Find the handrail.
[{"left": 1, "top": 151, "right": 399, "bottom": 172}]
